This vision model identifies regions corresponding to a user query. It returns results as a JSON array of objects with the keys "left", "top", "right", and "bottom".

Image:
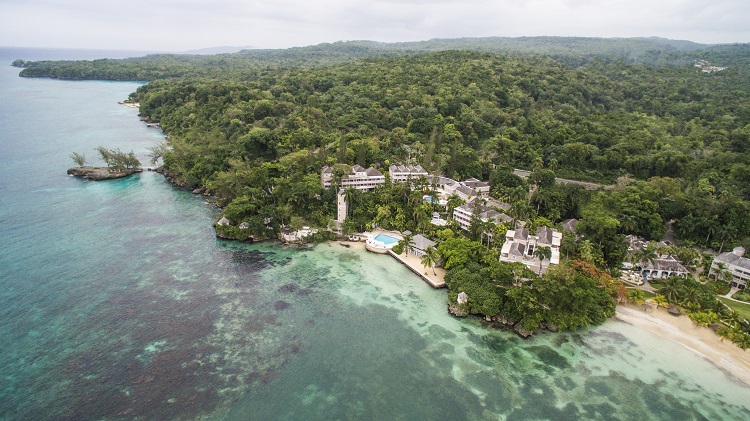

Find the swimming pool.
[
  {"left": 366, "top": 233, "right": 401, "bottom": 253},
  {"left": 373, "top": 234, "right": 399, "bottom": 245}
]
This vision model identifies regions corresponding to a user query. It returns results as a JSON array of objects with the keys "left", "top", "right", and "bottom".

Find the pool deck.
[
  {"left": 360, "top": 229, "right": 446, "bottom": 288},
  {"left": 388, "top": 250, "right": 447, "bottom": 289}
]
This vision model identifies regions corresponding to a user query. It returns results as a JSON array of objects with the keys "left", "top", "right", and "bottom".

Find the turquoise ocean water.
[{"left": 1, "top": 47, "right": 749, "bottom": 420}]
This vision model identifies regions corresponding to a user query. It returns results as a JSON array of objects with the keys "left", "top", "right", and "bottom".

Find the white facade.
[
  {"left": 499, "top": 227, "right": 562, "bottom": 274},
  {"left": 710, "top": 247, "right": 750, "bottom": 289},
  {"left": 389, "top": 164, "right": 428, "bottom": 183},
  {"left": 453, "top": 199, "right": 512, "bottom": 231},
  {"left": 321, "top": 165, "right": 385, "bottom": 191}
]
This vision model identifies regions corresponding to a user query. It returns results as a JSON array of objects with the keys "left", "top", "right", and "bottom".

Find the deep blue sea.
[{"left": 1, "top": 47, "right": 750, "bottom": 420}]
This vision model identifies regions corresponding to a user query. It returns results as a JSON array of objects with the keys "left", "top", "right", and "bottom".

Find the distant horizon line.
[{"left": 2, "top": 35, "right": 749, "bottom": 56}]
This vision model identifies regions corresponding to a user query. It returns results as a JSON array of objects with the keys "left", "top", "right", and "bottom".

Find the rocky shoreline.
[
  {"left": 67, "top": 166, "right": 141, "bottom": 180},
  {"left": 448, "top": 303, "right": 559, "bottom": 338}
]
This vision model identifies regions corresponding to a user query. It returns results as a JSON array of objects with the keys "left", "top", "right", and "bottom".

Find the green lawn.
[
  {"left": 719, "top": 297, "right": 750, "bottom": 321},
  {"left": 641, "top": 290, "right": 657, "bottom": 299},
  {"left": 624, "top": 287, "right": 656, "bottom": 300}
]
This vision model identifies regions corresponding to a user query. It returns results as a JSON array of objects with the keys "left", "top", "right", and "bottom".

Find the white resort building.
[
  {"left": 499, "top": 227, "right": 562, "bottom": 274},
  {"left": 710, "top": 247, "right": 750, "bottom": 289},
  {"left": 639, "top": 256, "right": 689, "bottom": 280},
  {"left": 452, "top": 199, "right": 512, "bottom": 231},
  {"left": 427, "top": 175, "right": 491, "bottom": 201},
  {"left": 321, "top": 165, "right": 385, "bottom": 190},
  {"left": 389, "top": 165, "right": 429, "bottom": 183}
]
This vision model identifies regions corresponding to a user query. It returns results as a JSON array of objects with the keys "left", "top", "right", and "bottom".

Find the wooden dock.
[{"left": 388, "top": 250, "right": 446, "bottom": 288}]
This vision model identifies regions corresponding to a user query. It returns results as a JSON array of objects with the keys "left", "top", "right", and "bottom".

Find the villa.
[
  {"left": 461, "top": 178, "right": 490, "bottom": 197},
  {"left": 499, "top": 227, "right": 562, "bottom": 274},
  {"left": 321, "top": 165, "right": 385, "bottom": 190},
  {"left": 407, "top": 234, "right": 437, "bottom": 258},
  {"left": 453, "top": 199, "right": 512, "bottom": 231},
  {"left": 427, "top": 175, "right": 492, "bottom": 201},
  {"left": 710, "top": 247, "right": 750, "bottom": 289},
  {"left": 639, "top": 256, "right": 689, "bottom": 280}
]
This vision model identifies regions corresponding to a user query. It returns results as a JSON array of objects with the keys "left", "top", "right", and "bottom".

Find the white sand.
[{"left": 616, "top": 304, "right": 750, "bottom": 386}]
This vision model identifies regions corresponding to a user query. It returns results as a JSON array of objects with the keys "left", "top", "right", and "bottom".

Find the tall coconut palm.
[
  {"left": 634, "top": 246, "right": 658, "bottom": 269},
  {"left": 421, "top": 246, "right": 439, "bottom": 275},
  {"left": 343, "top": 187, "right": 357, "bottom": 215},
  {"left": 533, "top": 245, "right": 552, "bottom": 275},
  {"left": 398, "top": 232, "right": 415, "bottom": 255}
]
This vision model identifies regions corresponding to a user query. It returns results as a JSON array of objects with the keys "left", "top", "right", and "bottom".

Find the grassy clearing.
[{"left": 719, "top": 297, "right": 750, "bottom": 321}]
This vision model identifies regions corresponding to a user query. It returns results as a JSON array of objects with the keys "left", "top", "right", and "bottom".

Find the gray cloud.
[{"left": 0, "top": 0, "right": 748, "bottom": 51}]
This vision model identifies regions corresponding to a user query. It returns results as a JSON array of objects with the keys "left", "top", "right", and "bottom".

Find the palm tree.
[
  {"left": 717, "top": 224, "right": 736, "bottom": 254},
  {"left": 634, "top": 246, "right": 658, "bottom": 272},
  {"left": 484, "top": 220, "right": 497, "bottom": 249},
  {"left": 628, "top": 289, "right": 645, "bottom": 303},
  {"left": 420, "top": 246, "right": 439, "bottom": 275},
  {"left": 508, "top": 185, "right": 527, "bottom": 204},
  {"left": 721, "top": 311, "right": 745, "bottom": 328},
  {"left": 343, "top": 187, "right": 357, "bottom": 215},
  {"left": 533, "top": 245, "right": 552, "bottom": 275},
  {"left": 705, "top": 220, "right": 717, "bottom": 246},
  {"left": 733, "top": 332, "right": 750, "bottom": 350},
  {"left": 658, "top": 277, "right": 683, "bottom": 304},
  {"left": 399, "top": 232, "right": 415, "bottom": 255},
  {"left": 446, "top": 194, "right": 465, "bottom": 219},
  {"left": 532, "top": 188, "right": 550, "bottom": 213},
  {"left": 373, "top": 205, "right": 391, "bottom": 228},
  {"left": 620, "top": 215, "right": 637, "bottom": 234},
  {"left": 717, "top": 325, "right": 732, "bottom": 342}
]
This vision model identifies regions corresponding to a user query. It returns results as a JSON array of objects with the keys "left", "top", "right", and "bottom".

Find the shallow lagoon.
[{"left": 1, "top": 48, "right": 749, "bottom": 420}]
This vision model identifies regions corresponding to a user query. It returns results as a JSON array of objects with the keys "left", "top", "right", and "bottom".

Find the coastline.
[{"left": 615, "top": 304, "right": 750, "bottom": 386}]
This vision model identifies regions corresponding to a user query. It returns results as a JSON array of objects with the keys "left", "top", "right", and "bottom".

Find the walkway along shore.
[
  {"left": 388, "top": 250, "right": 446, "bottom": 288},
  {"left": 335, "top": 240, "right": 446, "bottom": 288}
]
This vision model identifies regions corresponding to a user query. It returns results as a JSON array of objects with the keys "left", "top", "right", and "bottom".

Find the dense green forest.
[
  {"left": 117, "top": 49, "right": 750, "bottom": 249},
  {"left": 13, "top": 36, "right": 750, "bottom": 81},
  {"left": 16, "top": 37, "right": 750, "bottom": 335}
]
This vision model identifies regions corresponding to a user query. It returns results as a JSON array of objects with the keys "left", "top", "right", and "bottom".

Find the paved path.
[
  {"left": 388, "top": 250, "right": 446, "bottom": 288},
  {"left": 725, "top": 286, "right": 741, "bottom": 298},
  {"left": 513, "top": 169, "right": 611, "bottom": 190},
  {"left": 636, "top": 283, "right": 657, "bottom": 293}
]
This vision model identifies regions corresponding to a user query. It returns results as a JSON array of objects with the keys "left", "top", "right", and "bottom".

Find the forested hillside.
[
  {"left": 16, "top": 37, "right": 750, "bottom": 261},
  {"left": 20, "top": 37, "right": 750, "bottom": 334},
  {"left": 13, "top": 36, "right": 750, "bottom": 81},
  {"left": 114, "top": 49, "right": 750, "bottom": 252}
]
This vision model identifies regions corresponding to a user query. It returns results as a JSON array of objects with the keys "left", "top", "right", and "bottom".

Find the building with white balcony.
[
  {"left": 321, "top": 165, "right": 385, "bottom": 191},
  {"left": 499, "top": 227, "right": 562, "bottom": 274},
  {"left": 453, "top": 199, "right": 512, "bottom": 231},
  {"left": 710, "top": 247, "right": 750, "bottom": 289},
  {"left": 389, "top": 164, "right": 428, "bottom": 183}
]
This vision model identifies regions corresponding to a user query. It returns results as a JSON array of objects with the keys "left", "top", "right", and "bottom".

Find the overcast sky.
[{"left": 1, "top": 0, "right": 748, "bottom": 52}]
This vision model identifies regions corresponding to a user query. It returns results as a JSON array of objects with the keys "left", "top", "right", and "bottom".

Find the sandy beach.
[
  {"left": 616, "top": 304, "right": 750, "bottom": 386},
  {"left": 337, "top": 240, "right": 750, "bottom": 385}
]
